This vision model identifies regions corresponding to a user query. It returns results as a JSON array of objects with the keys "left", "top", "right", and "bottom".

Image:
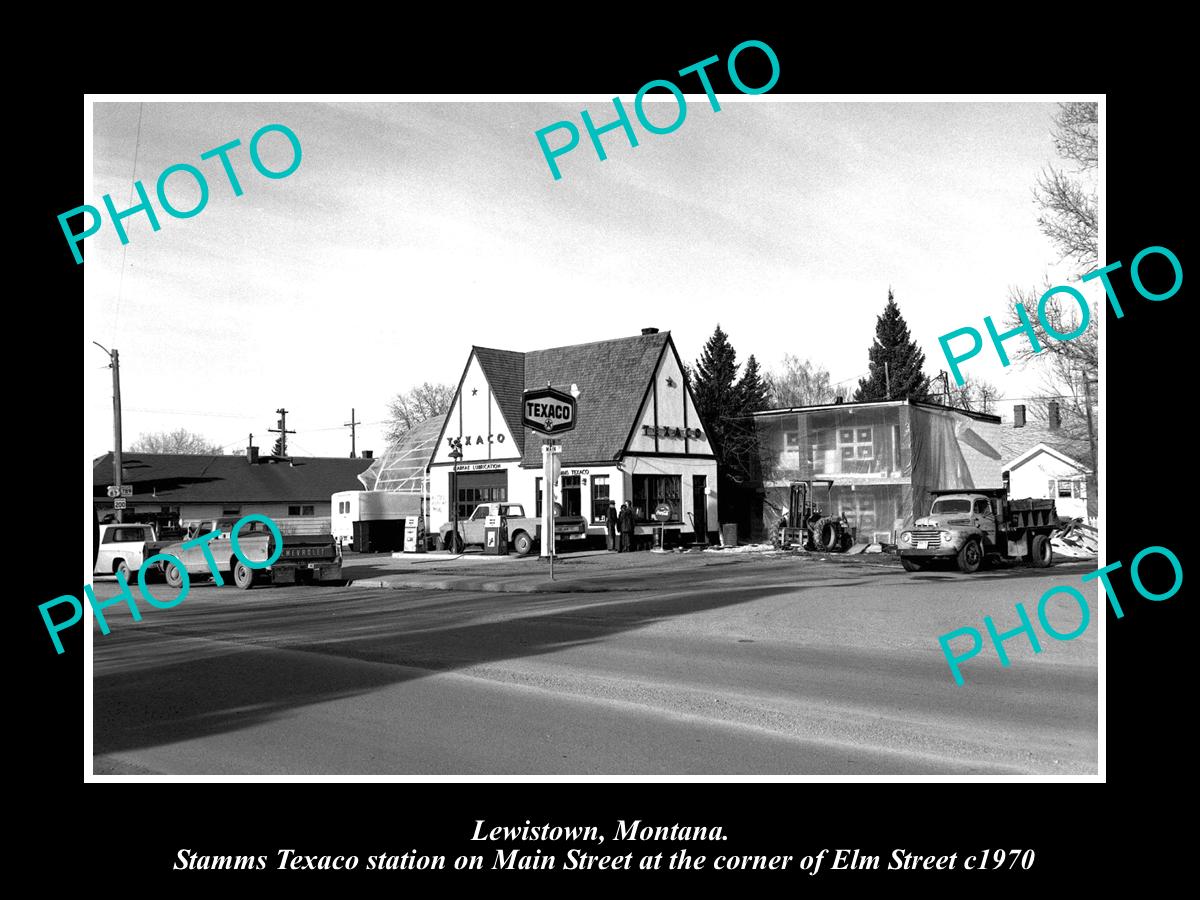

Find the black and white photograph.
[{"left": 77, "top": 93, "right": 1109, "bottom": 778}]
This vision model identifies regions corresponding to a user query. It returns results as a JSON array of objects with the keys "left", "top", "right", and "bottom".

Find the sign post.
[
  {"left": 652, "top": 503, "right": 672, "bottom": 552},
  {"left": 524, "top": 386, "right": 576, "bottom": 581}
]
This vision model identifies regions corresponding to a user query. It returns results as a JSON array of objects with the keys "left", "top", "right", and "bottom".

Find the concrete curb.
[{"left": 347, "top": 577, "right": 635, "bottom": 594}]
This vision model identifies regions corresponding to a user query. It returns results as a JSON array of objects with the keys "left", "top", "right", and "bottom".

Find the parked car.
[
  {"left": 94, "top": 523, "right": 166, "bottom": 580},
  {"left": 439, "top": 502, "right": 588, "bottom": 556},
  {"left": 156, "top": 518, "right": 344, "bottom": 589}
]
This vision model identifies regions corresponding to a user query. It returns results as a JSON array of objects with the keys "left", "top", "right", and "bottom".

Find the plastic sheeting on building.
[
  {"left": 752, "top": 401, "right": 1004, "bottom": 544},
  {"left": 356, "top": 415, "right": 445, "bottom": 493}
]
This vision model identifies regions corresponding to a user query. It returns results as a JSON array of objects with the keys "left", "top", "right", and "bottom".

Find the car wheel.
[
  {"left": 115, "top": 560, "right": 131, "bottom": 582},
  {"left": 164, "top": 562, "right": 184, "bottom": 589},
  {"left": 956, "top": 539, "right": 983, "bottom": 574},
  {"left": 512, "top": 531, "right": 534, "bottom": 557},
  {"left": 233, "top": 560, "right": 255, "bottom": 590},
  {"left": 901, "top": 557, "right": 925, "bottom": 572},
  {"left": 1030, "top": 534, "right": 1053, "bottom": 568}
]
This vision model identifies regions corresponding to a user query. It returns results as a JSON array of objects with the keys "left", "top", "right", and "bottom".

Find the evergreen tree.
[
  {"left": 271, "top": 436, "right": 286, "bottom": 457},
  {"left": 691, "top": 325, "right": 741, "bottom": 460},
  {"left": 853, "top": 290, "right": 930, "bottom": 401},
  {"left": 736, "top": 354, "right": 770, "bottom": 413}
]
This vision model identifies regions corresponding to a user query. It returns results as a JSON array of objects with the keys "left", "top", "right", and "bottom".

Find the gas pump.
[{"left": 483, "top": 509, "right": 508, "bottom": 555}]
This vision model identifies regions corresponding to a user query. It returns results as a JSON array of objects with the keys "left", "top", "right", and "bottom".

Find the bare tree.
[
  {"left": 767, "top": 355, "right": 835, "bottom": 407},
  {"left": 1003, "top": 101, "right": 1099, "bottom": 486},
  {"left": 947, "top": 378, "right": 1001, "bottom": 414},
  {"left": 386, "top": 382, "right": 455, "bottom": 446},
  {"left": 131, "top": 428, "right": 224, "bottom": 455}
]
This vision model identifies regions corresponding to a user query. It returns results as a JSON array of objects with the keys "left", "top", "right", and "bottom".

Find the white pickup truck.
[
  {"left": 94, "top": 523, "right": 165, "bottom": 579},
  {"left": 438, "top": 502, "right": 589, "bottom": 556}
]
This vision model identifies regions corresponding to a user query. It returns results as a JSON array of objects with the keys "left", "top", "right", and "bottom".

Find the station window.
[
  {"left": 288, "top": 505, "right": 316, "bottom": 516},
  {"left": 222, "top": 506, "right": 242, "bottom": 516},
  {"left": 591, "top": 475, "right": 611, "bottom": 523},
  {"left": 631, "top": 474, "right": 681, "bottom": 523}
]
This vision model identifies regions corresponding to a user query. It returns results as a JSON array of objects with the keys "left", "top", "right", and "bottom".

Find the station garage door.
[{"left": 452, "top": 470, "right": 509, "bottom": 521}]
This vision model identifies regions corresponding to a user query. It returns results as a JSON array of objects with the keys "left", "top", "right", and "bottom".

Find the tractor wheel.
[
  {"left": 814, "top": 517, "right": 840, "bottom": 552},
  {"left": 956, "top": 539, "right": 983, "bottom": 574},
  {"left": 1030, "top": 534, "right": 1053, "bottom": 568},
  {"left": 901, "top": 557, "right": 926, "bottom": 572}
]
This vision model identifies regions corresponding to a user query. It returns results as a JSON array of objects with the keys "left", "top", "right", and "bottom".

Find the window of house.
[
  {"left": 1057, "top": 480, "right": 1074, "bottom": 498},
  {"left": 222, "top": 505, "right": 241, "bottom": 516},
  {"left": 631, "top": 475, "right": 682, "bottom": 523},
  {"left": 838, "top": 427, "right": 874, "bottom": 462},
  {"left": 288, "top": 505, "right": 301, "bottom": 516},
  {"left": 783, "top": 431, "right": 800, "bottom": 449},
  {"left": 288, "top": 505, "right": 315, "bottom": 516},
  {"left": 591, "top": 475, "right": 611, "bottom": 523},
  {"left": 535, "top": 477, "right": 543, "bottom": 518}
]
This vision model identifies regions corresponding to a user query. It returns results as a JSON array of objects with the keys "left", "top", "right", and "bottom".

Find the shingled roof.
[
  {"left": 521, "top": 331, "right": 670, "bottom": 467},
  {"left": 92, "top": 453, "right": 372, "bottom": 503},
  {"left": 997, "top": 406, "right": 1093, "bottom": 471},
  {"left": 473, "top": 346, "right": 527, "bottom": 454}
]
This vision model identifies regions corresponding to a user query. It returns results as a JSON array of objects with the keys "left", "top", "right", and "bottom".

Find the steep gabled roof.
[
  {"left": 521, "top": 331, "right": 670, "bottom": 467},
  {"left": 473, "top": 346, "right": 526, "bottom": 453},
  {"left": 92, "top": 453, "right": 372, "bottom": 503}
]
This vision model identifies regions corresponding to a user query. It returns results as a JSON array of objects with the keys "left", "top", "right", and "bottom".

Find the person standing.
[
  {"left": 618, "top": 501, "right": 635, "bottom": 553},
  {"left": 605, "top": 500, "right": 618, "bottom": 551}
]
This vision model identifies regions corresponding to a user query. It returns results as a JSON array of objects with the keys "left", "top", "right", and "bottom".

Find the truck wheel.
[
  {"left": 814, "top": 518, "right": 839, "bottom": 551},
  {"left": 114, "top": 560, "right": 130, "bottom": 581},
  {"left": 164, "top": 562, "right": 184, "bottom": 589},
  {"left": 512, "top": 531, "right": 534, "bottom": 557},
  {"left": 444, "top": 532, "right": 463, "bottom": 553},
  {"left": 233, "top": 560, "right": 255, "bottom": 590},
  {"left": 901, "top": 557, "right": 925, "bottom": 572},
  {"left": 956, "top": 539, "right": 983, "bottom": 574},
  {"left": 1030, "top": 534, "right": 1053, "bottom": 568}
]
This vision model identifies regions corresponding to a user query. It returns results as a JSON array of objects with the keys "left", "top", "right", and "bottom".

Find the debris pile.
[{"left": 1051, "top": 519, "right": 1098, "bottom": 559}]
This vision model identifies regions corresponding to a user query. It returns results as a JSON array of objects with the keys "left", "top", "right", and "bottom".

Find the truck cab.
[{"left": 94, "top": 523, "right": 159, "bottom": 578}]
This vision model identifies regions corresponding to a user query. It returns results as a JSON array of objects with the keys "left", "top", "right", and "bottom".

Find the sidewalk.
[
  {"left": 342, "top": 545, "right": 897, "bottom": 594},
  {"left": 343, "top": 548, "right": 708, "bottom": 593}
]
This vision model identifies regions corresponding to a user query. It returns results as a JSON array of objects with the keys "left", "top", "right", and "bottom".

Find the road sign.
[
  {"left": 113, "top": 498, "right": 127, "bottom": 510},
  {"left": 120, "top": 485, "right": 133, "bottom": 497},
  {"left": 106, "top": 485, "right": 119, "bottom": 498},
  {"left": 653, "top": 504, "right": 672, "bottom": 522},
  {"left": 522, "top": 387, "right": 576, "bottom": 435},
  {"left": 106, "top": 485, "right": 133, "bottom": 498}
]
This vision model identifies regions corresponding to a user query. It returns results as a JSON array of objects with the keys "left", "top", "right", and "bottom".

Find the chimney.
[
  {"left": 641, "top": 327, "right": 659, "bottom": 335},
  {"left": 362, "top": 450, "right": 374, "bottom": 459},
  {"left": 1048, "top": 400, "right": 1061, "bottom": 430},
  {"left": 246, "top": 445, "right": 259, "bottom": 464},
  {"left": 1014, "top": 404, "right": 1026, "bottom": 428}
]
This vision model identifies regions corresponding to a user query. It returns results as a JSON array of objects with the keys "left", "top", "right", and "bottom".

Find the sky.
[{"left": 86, "top": 99, "right": 1090, "bottom": 461}]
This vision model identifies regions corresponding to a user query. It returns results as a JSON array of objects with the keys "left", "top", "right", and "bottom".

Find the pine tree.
[
  {"left": 691, "top": 325, "right": 741, "bottom": 459},
  {"left": 271, "top": 436, "right": 285, "bottom": 457},
  {"left": 853, "top": 290, "right": 930, "bottom": 401},
  {"left": 736, "top": 355, "right": 770, "bottom": 413}
]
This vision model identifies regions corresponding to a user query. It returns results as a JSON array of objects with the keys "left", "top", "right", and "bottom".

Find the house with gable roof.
[{"left": 428, "top": 328, "right": 718, "bottom": 545}]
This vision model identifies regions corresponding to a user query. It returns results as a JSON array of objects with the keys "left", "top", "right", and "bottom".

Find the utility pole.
[
  {"left": 269, "top": 408, "right": 295, "bottom": 459},
  {"left": 93, "top": 343, "right": 124, "bottom": 523},
  {"left": 344, "top": 408, "right": 361, "bottom": 458}
]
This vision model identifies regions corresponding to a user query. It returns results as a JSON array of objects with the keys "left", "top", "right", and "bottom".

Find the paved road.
[{"left": 90, "top": 556, "right": 1098, "bottom": 774}]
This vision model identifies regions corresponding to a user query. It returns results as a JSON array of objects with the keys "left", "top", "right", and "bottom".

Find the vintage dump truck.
[
  {"left": 897, "top": 488, "right": 1057, "bottom": 574},
  {"left": 439, "top": 502, "right": 588, "bottom": 556},
  {"left": 157, "top": 517, "right": 344, "bottom": 589}
]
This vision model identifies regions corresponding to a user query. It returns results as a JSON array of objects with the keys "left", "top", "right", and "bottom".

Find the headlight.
[
  {"left": 900, "top": 531, "right": 912, "bottom": 543},
  {"left": 940, "top": 530, "right": 954, "bottom": 542}
]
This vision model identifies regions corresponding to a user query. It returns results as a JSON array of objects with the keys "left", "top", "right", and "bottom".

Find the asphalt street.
[{"left": 90, "top": 554, "right": 1098, "bottom": 775}]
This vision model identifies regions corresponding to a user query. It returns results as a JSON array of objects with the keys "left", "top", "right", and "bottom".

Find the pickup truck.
[
  {"left": 157, "top": 518, "right": 344, "bottom": 589},
  {"left": 439, "top": 502, "right": 588, "bottom": 556},
  {"left": 94, "top": 523, "right": 168, "bottom": 580},
  {"left": 897, "top": 488, "right": 1057, "bottom": 574}
]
